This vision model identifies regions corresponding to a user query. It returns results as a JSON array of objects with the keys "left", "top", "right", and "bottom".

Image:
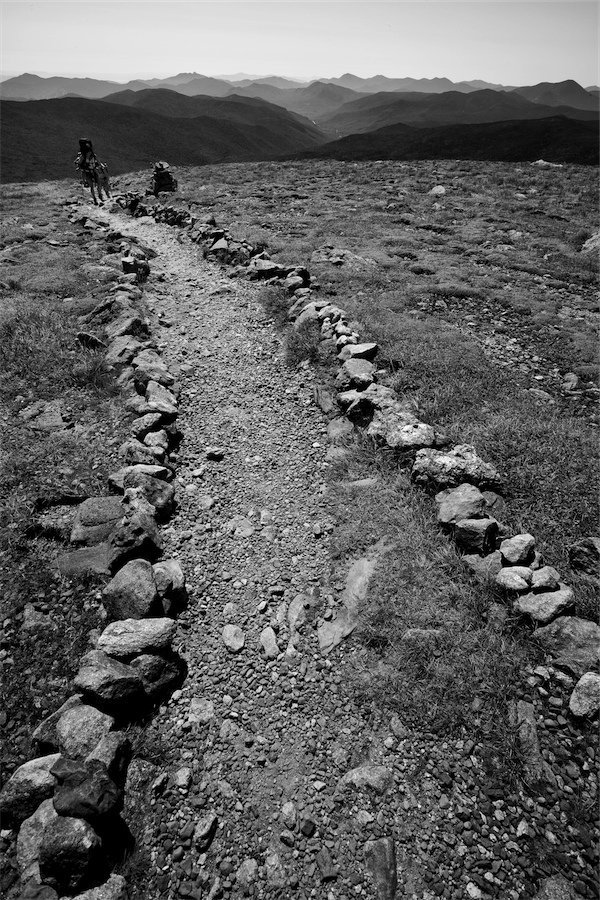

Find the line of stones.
[
  {"left": 116, "top": 192, "right": 600, "bottom": 748},
  {"left": 0, "top": 221, "right": 191, "bottom": 900}
]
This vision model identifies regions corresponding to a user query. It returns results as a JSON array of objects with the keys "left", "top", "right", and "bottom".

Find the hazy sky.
[{"left": 1, "top": 0, "right": 598, "bottom": 86}]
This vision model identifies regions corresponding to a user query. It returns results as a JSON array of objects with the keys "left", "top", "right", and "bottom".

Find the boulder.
[
  {"left": 38, "top": 815, "right": 103, "bottom": 893},
  {"left": 531, "top": 566, "right": 561, "bottom": 592},
  {"left": 495, "top": 566, "right": 532, "bottom": 592},
  {"left": 500, "top": 533, "right": 536, "bottom": 565},
  {"left": 339, "top": 764, "right": 394, "bottom": 794},
  {"left": 70, "top": 497, "right": 123, "bottom": 545},
  {"left": 130, "top": 652, "right": 184, "bottom": 699},
  {"left": 119, "top": 438, "right": 165, "bottom": 466},
  {"left": 102, "top": 558, "right": 159, "bottom": 620},
  {"left": 107, "top": 490, "right": 163, "bottom": 572},
  {"left": 56, "top": 705, "right": 115, "bottom": 759},
  {"left": 153, "top": 559, "right": 187, "bottom": 615},
  {"left": 335, "top": 358, "right": 375, "bottom": 391},
  {"left": 122, "top": 471, "right": 175, "bottom": 516},
  {"left": 32, "top": 696, "right": 84, "bottom": 754},
  {"left": 85, "top": 731, "right": 132, "bottom": 787},
  {"left": 74, "top": 650, "right": 144, "bottom": 709},
  {"left": 52, "top": 758, "right": 122, "bottom": 823},
  {"left": 568, "top": 672, "right": 600, "bottom": 717},
  {"left": 108, "top": 464, "right": 171, "bottom": 492},
  {"left": 514, "top": 585, "right": 574, "bottom": 624},
  {"left": 129, "top": 412, "right": 164, "bottom": 440},
  {"left": 568, "top": 536, "right": 600, "bottom": 584},
  {"left": 97, "top": 617, "right": 176, "bottom": 658},
  {"left": 145, "top": 380, "right": 178, "bottom": 415},
  {"left": 17, "top": 799, "right": 58, "bottom": 884},
  {"left": 412, "top": 444, "right": 505, "bottom": 492},
  {"left": 533, "top": 616, "right": 600, "bottom": 675},
  {"left": 132, "top": 350, "right": 175, "bottom": 388},
  {"left": 367, "top": 409, "right": 436, "bottom": 452},
  {"left": 0, "top": 754, "right": 60, "bottom": 828},
  {"left": 454, "top": 518, "right": 498, "bottom": 555},
  {"left": 435, "top": 483, "right": 486, "bottom": 527}
]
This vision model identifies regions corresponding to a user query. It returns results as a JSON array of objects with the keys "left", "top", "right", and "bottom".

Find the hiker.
[
  {"left": 150, "top": 161, "right": 178, "bottom": 196},
  {"left": 75, "top": 138, "right": 110, "bottom": 205}
]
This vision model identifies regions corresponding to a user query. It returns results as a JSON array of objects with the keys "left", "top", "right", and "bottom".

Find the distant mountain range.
[{"left": 1, "top": 72, "right": 597, "bottom": 181}]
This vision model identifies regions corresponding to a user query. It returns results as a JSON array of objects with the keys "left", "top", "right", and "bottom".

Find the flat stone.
[
  {"left": 56, "top": 705, "right": 115, "bottom": 759},
  {"left": 70, "top": 497, "right": 123, "bottom": 545},
  {"left": 339, "top": 764, "right": 394, "bottom": 794},
  {"left": 533, "top": 616, "right": 600, "bottom": 675},
  {"left": 435, "top": 483, "right": 486, "bottom": 526},
  {"left": 97, "top": 617, "right": 176, "bottom": 657},
  {"left": 514, "top": 585, "right": 574, "bottom": 624},
  {"left": 327, "top": 418, "right": 354, "bottom": 444},
  {"left": 0, "top": 754, "right": 60, "bottom": 828},
  {"left": 223, "top": 624, "right": 245, "bottom": 653},
  {"left": 338, "top": 341, "right": 379, "bottom": 362},
  {"left": 364, "top": 837, "right": 397, "bottom": 900},
  {"left": 500, "top": 533, "right": 536, "bottom": 565},
  {"left": 58, "top": 544, "right": 111, "bottom": 577},
  {"left": 102, "top": 558, "right": 159, "bottom": 620},
  {"left": 145, "top": 380, "right": 178, "bottom": 415},
  {"left": 568, "top": 672, "right": 600, "bottom": 717}
]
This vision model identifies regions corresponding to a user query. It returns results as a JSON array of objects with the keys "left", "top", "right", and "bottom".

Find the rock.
[
  {"left": 74, "top": 650, "right": 144, "bottom": 709},
  {"left": 534, "top": 874, "right": 577, "bottom": 900},
  {"left": 435, "top": 483, "right": 486, "bottom": 526},
  {"left": 194, "top": 812, "right": 218, "bottom": 851},
  {"left": 568, "top": 536, "right": 600, "bottom": 584},
  {"left": 102, "top": 559, "right": 159, "bottom": 620},
  {"left": 70, "top": 497, "right": 123, "bottom": 545},
  {"left": 454, "top": 518, "right": 498, "bottom": 555},
  {"left": 188, "top": 697, "right": 215, "bottom": 725},
  {"left": 106, "top": 335, "right": 143, "bottom": 366},
  {"left": 327, "top": 418, "right": 354, "bottom": 444},
  {"left": 69, "top": 874, "right": 128, "bottom": 900},
  {"left": 531, "top": 566, "right": 561, "bottom": 592},
  {"left": 129, "top": 412, "right": 164, "bottom": 440},
  {"left": 264, "top": 850, "right": 286, "bottom": 888},
  {"left": 56, "top": 705, "right": 115, "bottom": 759},
  {"left": 562, "top": 372, "right": 581, "bottom": 391},
  {"left": 514, "top": 700, "right": 543, "bottom": 784},
  {"left": 568, "top": 672, "right": 600, "bottom": 717},
  {"left": 223, "top": 624, "right": 245, "bottom": 653},
  {"left": 338, "top": 342, "right": 379, "bottom": 362},
  {"left": 367, "top": 408, "right": 437, "bottom": 451},
  {"left": 412, "top": 444, "right": 504, "bottom": 492},
  {"left": 107, "top": 490, "right": 163, "bottom": 572},
  {"left": 225, "top": 515, "right": 255, "bottom": 538},
  {"left": 533, "top": 616, "right": 600, "bottom": 675},
  {"left": 119, "top": 438, "right": 165, "bottom": 466},
  {"left": 500, "top": 533, "right": 536, "bottom": 565},
  {"left": 316, "top": 847, "right": 338, "bottom": 882},
  {"left": 17, "top": 799, "right": 59, "bottom": 883},
  {"left": 318, "top": 544, "right": 384, "bottom": 652},
  {"left": 281, "top": 801, "right": 297, "bottom": 829},
  {"left": 463, "top": 550, "right": 503, "bottom": 582},
  {"left": 429, "top": 185, "right": 446, "bottom": 195},
  {"left": 85, "top": 732, "right": 131, "bottom": 786},
  {"left": 514, "top": 585, "right": 574, "bottom": 624},
  {"left": 0, "top": 754, "right": 60, "bottom": 828},
  {"left": 235, "top": 858, "right": 259, "bottom": 891},
  {"left": 58, "top": 545, "right": 111, "bottom": 577},
  {"left": 145, "top": 380, "right": 178, "bottom": 415},
  {"left": 335, "top": 358, "right": 375, "bottom": 390},
  {"left": 108, "top": 464, "right": 170, "bottom": 492},
  {"left": 313, "top": 384, "right": 335, "bottom": 415},
  {"left": 122, "top": 471, "right": 175, "bottom": 516},
  {"left": 52, "top": 759, "right": 122, "bottom": 823},
  {"left": 38, "top": 815, "right": 103, "bottom": 893},
  {"left": 130, "top": 653, "right": 184, "bottom": 699},
  {"left": 260, "top": 626, "right": 280, "bottom": 659},
  {"left": 364, "top": 837, "right": 397, "bottom": 900},
  {"left": 339, "top": 764, "right": 394, "bottom": 794},
  {"left": 495, "top": 566, "right": 532, "bottom": 592},
  {"left": 132, "top": 350, "right": 175, "bottom": 388},
  {"left": 152, "top": 558, "right": 187, "bottom": 615},
  {"left": 97, "top": 617, "right": 175, "bottom": 657},
  {"left": 32, "top": 696, "right": 83, "bottom": 753}
]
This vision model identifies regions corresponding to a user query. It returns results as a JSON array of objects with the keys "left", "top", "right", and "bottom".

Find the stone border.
[
  {"left": 0, "top": 211, "right": 190, "bottom": 900},
  {"left": 116, "top": 192, "right": 600, "bottom": 726}
]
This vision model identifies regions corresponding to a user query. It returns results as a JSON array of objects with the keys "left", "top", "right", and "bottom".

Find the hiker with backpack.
[{"left": 75, "top": 138, "right": 111, "bottom": 205}]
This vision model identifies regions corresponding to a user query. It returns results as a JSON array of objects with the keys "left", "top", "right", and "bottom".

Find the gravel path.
[{"left": 101, "top": 211, "right": 597, "bottom": 900}]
